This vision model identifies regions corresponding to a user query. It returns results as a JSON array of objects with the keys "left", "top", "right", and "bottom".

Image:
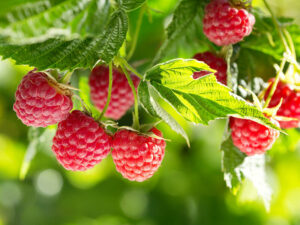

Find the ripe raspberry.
[
  {"left": 89, "top": 65, "right": 140, "bottom": 120},
  {"left": 112, "top": 128, "right": 166, "bottom": 182},
  {"left": 203, "top": 0, "right": 255, "bottom": 46},
  {"left": 193, "top": 52, "right": 227, "bottom": 85},
  {"left": 230, "top": 117, "right": 280, "bottom": 156},
  {"left": 52, "top": 110, "right": 111, "bottom": 171},
  {"left": 13, "top": 70, "right": 73, "bottom": 127},
  {"left": 264, "top": 79, "right": 300, "bottom": 129}
]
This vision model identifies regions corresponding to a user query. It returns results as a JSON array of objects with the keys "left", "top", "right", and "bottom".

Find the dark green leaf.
[
  {"left": 221, "top": 127, "right": 272, "bottom": 209},
  {"left": 152, "top": 0, "right": 210, "bottom": 65},
  {"left": 0, "top": 10, "right": 128, "bottom": 71}
]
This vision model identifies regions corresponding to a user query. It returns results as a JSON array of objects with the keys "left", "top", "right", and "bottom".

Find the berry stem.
[
  {"left": 263, "top": 0, "right": 291, "bottom": 55},
  {"left": 99, "top": 61, "right": 113, "bottom": 120},
  {"left": 264, "top": 58, "right": 287, "bottom": 108},
  {"left": 120, "top": 63, "right": 140, "bottom": 129},
  {"left": 61, "top": 71, "right": 73, "bottom": 84},
  {"left": 120, "top": 57, "right": 143, "bottom": 79},
  {"left": 127, "top": 4, "right": 146, "bottom": 61}
]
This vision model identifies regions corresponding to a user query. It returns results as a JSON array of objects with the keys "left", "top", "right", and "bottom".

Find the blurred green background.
[{"left": 1, "top": 0, "right": 300, "bottom": 225}]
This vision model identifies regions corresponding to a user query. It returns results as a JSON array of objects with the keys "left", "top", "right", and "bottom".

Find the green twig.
[
  {"left": 263, "top": 0, "right": 291, "bottom": 55},
  {"left": 127, "top": 4, "right": 146, "bottom": 60},
  {"left": 120, "top": 57, "right": 143, "bottom": 79},
  {"left": 99, "top": 61, "right": 113, "bottom": 119},
  {"left": 264, "top": 58, "right": 286, "bottom": 108},
  {"left": 120, "top": 63, "right": 140, "bottom": 129}
]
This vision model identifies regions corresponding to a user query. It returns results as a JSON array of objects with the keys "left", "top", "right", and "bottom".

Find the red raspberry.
[
  {"left": 230, "top": 117, "right": 280, "bottom": 156},
  {"left": 193, "top": 52, "right": 227, "bottom": 85},
  {"left": 89, "top": 65, "right": 140, "bottom": 120},
  {"left": 112, "top": 128, "right": 166, "bottom": 182},
  {"left": 13, "top": 70, "right": 73, "bottom": 127},
  {"left": 52, "top": 110, "right": 111, "bottom": 171},
  {"left": 264, "top": 79, "right": 300, "bottom": 129},
  {"left": 203, "top": 0, "right": 255, "bottom": 46}
]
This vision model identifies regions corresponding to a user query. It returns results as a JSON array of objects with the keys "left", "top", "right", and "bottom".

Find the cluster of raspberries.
[
  {"left": 13, "top": 0, "right": 298, "bottom": 178},
  {"left": 13, "top": 68, "right": 165, "bottom": 182},
  {"left": 196, "top": 0, "right": 299, "bottom": 156}
]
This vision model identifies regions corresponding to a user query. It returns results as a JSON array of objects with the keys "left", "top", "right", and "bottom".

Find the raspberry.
[
  {"left": 13, "top": 70, "right": 73, "bottom": 127},
  {"left": 264, "top": 79, "right": 300, "bottom": 129},
  {"left": 112, "top": 128, "right": 166, "bottom": 182},
  {"left": 89, "top": 65, "right": 140, "bottom": 120},
  {"left": 230, "top": 117, "right": 280, "bottom": 156},
  {"left": 193, "top": 52, "right": 227, "bottom": 85},
  {"left": 203, "top": 0, "right": 255, "bottom": 46},
  {"left": 52, "top": 110, "right": 111, "bottom": 171}
]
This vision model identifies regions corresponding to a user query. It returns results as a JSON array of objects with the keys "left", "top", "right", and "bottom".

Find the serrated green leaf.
[
  {"left": 221, "top": 127, "right": 272, "bottom": 209},
  {"left": 0, "top": 10, "right": 128, "bottom": 71},
  {"left": 145, "top": 58, "right": 280, "bottom": 130},
  {"left": 152, "top": 0, "right": 210, "bottom": 65},
  {"left": 138, "top": 81, "right": 190, "bottom": 146},
  {"left": 0, "top": 0, "right": 112, "bottom": 41},
  {"left": 116, "top": 0, "right": 146, "bottom": 11}
]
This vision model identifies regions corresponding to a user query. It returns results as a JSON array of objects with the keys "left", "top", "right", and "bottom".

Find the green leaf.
[
  {"left": 69, "top": 0, "right": 111, "bottom": 36},
  {"left": 0, "top": 10, "right": 128, "bottom": 71},
  {"left": 138, "top": 81, "right": 190, "bottom": 146},
  {"left": 145, "top": 58, "right": 280, "bottom": 130},
  {"left": 241, "top": 12, "right": 300, "bottom": 61},
  {"left": 0, "top": 0, "right": 112, "bottom": 41},
  {"left": 152, "top": 0, "right": 210, "bottom": 65},
  {"left": 116, "top": 0, "right": 146, "bottom": 11},
  {"left": 221, "top": 127, "right": 272, "bottom": 209},
  {"left": 0, "top": 0, "right": 92, "bottom": 40}
]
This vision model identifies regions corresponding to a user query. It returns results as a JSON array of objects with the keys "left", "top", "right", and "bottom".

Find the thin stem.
[
  {"left": 264, "top": 58, "right": 287, "bottom": 108},
  {"left": 127, "top": 4, "right": 146, "bottom": 60},
  {"left": 120, "top": 57, "right": 143, "bottom": 79},
  {"left": 263, "top": 0, "right": 291, "bottom": 55},
  {"left": 283, "top": 28, "right": 296, "bottom": 58},
  {"left": 99, "top": 61, "right": 113, "bottom": 119},
  {"left": 120, "top": 63, "right": 140, "bottom": 129}
]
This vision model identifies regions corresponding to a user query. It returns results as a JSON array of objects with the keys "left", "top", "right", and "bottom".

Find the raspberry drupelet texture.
[
  {"left": 264, "top": 79, "right": 300, "bottom": 129},
  {"left": 13, "top": 70, "right": 73, "bottom": 127},
  {"left": 203, "top": 0, "right": 255, "bottom": 46},
  {"left": 89, "top": 65, "right": 140, "bottom": 120},
  {"left": 193, "top": 52, "right": 227, "bottom": 85},
  {"left": 230, "top": 117, "right": 280, "bottom": 156},
  {"left": 112, "top": 128, "right": 166, "bottom": 182},
  {"left": 52, "top": 110, "right": 111, "bottom": 171}
]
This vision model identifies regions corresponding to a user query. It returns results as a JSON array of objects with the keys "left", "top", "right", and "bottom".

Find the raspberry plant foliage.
[{"left": 2, "top": 0, "right": 300, "bottom": 207}]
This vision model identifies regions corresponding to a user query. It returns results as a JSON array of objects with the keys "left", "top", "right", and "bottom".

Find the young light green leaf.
[
  {"left": 116, "top": 0, "right": 146, "bottom": 11},
  {"left": 145, "top": 58, "right": 280, "bottom": 130},
  {"left": 0, "top": 10, "right": 128, "bottom": 71},
  {"left": 138, "top": 81, "right": 190, "bottom": 146},
  {"left": 221, "top": 127, "right": 272, "bottom": 210}
]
